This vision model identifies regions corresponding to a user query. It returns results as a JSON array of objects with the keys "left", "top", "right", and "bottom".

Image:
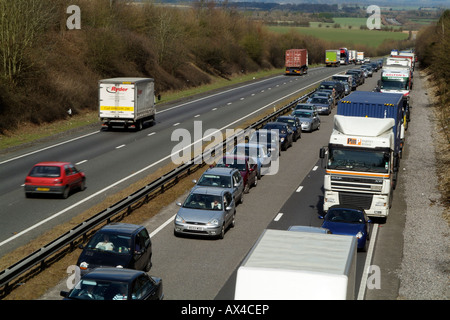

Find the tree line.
[{"left": 0, "top": 0, "right": 413, "bottom": 133}]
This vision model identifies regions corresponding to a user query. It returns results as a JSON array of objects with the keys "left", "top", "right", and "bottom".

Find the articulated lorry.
[
  {"left": 325, "top": 50, "right": 340, "bottom": 67},
  {"left": 378, "top": 67, "right": 412, "bottom": 97},
  {"left": 320, "top": 91, "right": 408, "bottom": 218},
  {"left": 349, "top": 50, "right": 357, "bottom": 64},
  {"left": 99, "top": 77, "right": 156, "bottom": 131},
  {"left": 285, "top": 49, "right": 308, "bottom": 75},
  {"left": 339, "top": 48, "right": 349, "bottom": 65},
  {"left": 234, "top": 229, "right": 357, "bottom": 300},
  {"left": 356, "top": 52, "right": 364, "bottom": 64}
]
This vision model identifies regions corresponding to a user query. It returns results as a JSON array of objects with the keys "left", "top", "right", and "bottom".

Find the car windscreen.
[
  {"left": 310, "top": 98, "right": 328, "bottom": 104},
  {"left": 68, "top": 279, "right": 129, "bottom": 300},
  {"left": 293, "top": 111, "right": 312, "bottom": 118},
  {"left": 325, "top": 209, "right": 364, "bottom": 224},
  {"left": 197, "top": 174, "right": 231, "bottom": 187},
  {"left": 183, "top": 193, "right": 223, "bottom": 210},
  {"left": 86, "top": 232, "right": 132, "bottom": 254}
]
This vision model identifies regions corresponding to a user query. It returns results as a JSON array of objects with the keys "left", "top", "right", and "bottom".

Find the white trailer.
[
  {"left": 99, "top": 77, "right": 156, "bottom": 131},
  {"left": 234, "top": 229, "right": 357, "bottom": 300}
]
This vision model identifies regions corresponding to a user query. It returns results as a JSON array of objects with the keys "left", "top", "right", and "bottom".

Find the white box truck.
[
  {"left": 234, "top": 229, "right": 357, "bottom": 300},
  {"left": 99, "top": 77, "right": 156, "bottom": 131}
]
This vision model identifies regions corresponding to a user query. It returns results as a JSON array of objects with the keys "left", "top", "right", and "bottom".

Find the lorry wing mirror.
[{"left": 319, "top": 147, "right": 326, "bottom": 159}]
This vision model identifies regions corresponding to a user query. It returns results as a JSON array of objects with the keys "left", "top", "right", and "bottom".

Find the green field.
[{"left": 268, "top": 25, "right": 408, "bottom": 48}]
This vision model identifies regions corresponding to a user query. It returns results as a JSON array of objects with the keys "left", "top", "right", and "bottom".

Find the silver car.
[
  {"left": 192, "top": 167, "right": 244, "bottom": 204},
  {"left": 174, "top": 187, "right": 236, "bottom": 239},
  {"left": 292, "top": 109, "right": 320, "bottom": 132}
]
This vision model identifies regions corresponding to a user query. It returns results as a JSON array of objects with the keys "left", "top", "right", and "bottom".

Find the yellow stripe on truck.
[{"left": 100, "top": 106, "right": 134, "bottom": 111}]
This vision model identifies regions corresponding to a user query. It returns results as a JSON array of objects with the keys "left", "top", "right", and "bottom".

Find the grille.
[{"left": 339, "top": 192, "right": 373, "bottom": 209}]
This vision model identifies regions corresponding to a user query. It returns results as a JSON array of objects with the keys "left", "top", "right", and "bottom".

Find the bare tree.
[{"left": 0, "top": 0, "right": 53, "bottom": 84}]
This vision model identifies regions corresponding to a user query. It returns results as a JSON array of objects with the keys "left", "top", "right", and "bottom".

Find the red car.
[
  {"left": 24, "top": 161, "right": 86, "bottom": 198},
  {"left": 215, "top": 155, "right": 258, "bottom": 193}
]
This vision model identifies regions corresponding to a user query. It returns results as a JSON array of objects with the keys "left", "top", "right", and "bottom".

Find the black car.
[
  {"left": 275, "top": 115, "right": 302, "bottom": 141},
  {"left": 60, "top": 268, "right": 164, "bottom": 300},
  {"left": 346, "top": 69, "right": 365, "bottom": 86},
  {"left": 263, "top": 122, "right": 294, "bottom": 151},
  {"left": 318, "top": 81, "right": 345, "bottom": 100},
  {"left": 77, "top": 223, "right": 153, "bottom": 275}
]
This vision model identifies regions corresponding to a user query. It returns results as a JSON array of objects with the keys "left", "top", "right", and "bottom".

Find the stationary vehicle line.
[
  {"left": 357, "top": 222, "right": 379, "bottom": 300},
  {"left": 0, "top": 75, "right": 328, "bottom": 248}
]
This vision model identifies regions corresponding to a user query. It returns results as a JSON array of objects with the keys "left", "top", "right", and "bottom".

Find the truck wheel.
[{"left": 136, "top": 120, "right": 143, "bottom": 131}]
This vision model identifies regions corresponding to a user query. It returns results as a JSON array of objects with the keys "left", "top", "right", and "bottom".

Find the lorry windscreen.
[
  {"left": 381, "top": 79, "right": 408, "bottom": 90},
  {"left": 327, "top": 147, "right": 390, "bottom": 173}
]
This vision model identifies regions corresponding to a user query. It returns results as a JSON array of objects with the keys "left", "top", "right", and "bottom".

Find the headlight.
[
  {"left": 356, "top": 231, "right": 363, "bottom": 239},
  {"left": 116, "top": 265, "right": 123, "bottom": 269},
  {"left": 80, "top": 262, "right": 89, "bottom": 270},
  {"left": 280, "top": 137, "right": 285, "bottom": 142},
  {"left": 175, "top": 215, "right": 185, "bottom": 223},
  {"left": 207, "top": 219, "right": 219, "bottom": 226}
]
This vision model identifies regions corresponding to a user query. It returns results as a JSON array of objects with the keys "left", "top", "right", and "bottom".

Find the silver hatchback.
[{"left": 174, "top": 187, "right": 236, "bottom": 239}]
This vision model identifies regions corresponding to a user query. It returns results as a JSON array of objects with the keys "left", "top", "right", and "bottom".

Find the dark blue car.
[{"left": 319, "top": 205, "right": 371, "bottom": 251}]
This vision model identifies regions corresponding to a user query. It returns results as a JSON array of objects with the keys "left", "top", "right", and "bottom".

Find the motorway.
[
  {"left": 0, "top": 64, "right": 406, "bottom": 301},
  {"left": 0, "top": 64, "right": 355, "bottom": 256}
]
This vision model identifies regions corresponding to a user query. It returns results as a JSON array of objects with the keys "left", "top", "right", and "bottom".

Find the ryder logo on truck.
[{"left": 106, "top": 86, "right": 129, "bottom": 93}]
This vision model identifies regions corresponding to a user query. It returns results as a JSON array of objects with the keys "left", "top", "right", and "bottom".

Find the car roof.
[
  {"left": 81, "top": 267, "right": 145, "bottom": 282},
  {"left": 264, "top": 122, "right": 287, "bottom": 126},
  {"left": 328, "top": 204, "right": 365, "bottom": 212},
  {"left": 277, "top": 115, "right": 296, "bottom": 120},
  {"left": 205, "top": 167, "right": 236, "bottom": 175},
  {"left": 33, "top": 161, "right": 71, "bottom": 167},
  {"left": 190, "top": 186, "right": 226, "bottom": 196},
  {"left": 222, "top": 154, "right": 249, "bottom": 161},
  {"left": 235, "top": 142, "right": 265, "bottom": 149},
  {"left": 98, "top": 223, "right": 145, "bottom": 235}
]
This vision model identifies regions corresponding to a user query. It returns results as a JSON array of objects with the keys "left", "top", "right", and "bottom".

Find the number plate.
[
  {"left": 187, "top": 225, "right": 204, "bottom": 231},
  {"left": 36, "top": 187, "right": 50, "bottom": 191}
]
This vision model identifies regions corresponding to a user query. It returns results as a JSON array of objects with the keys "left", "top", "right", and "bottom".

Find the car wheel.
[
  {"left": 230, "top": 212, "right": 236, "bottom": 228},
  {"left": 252, "top": 176, "right": 257, "bottom": 188},
  {"left": 244, "top": 183, "right": 250, "bottom": 194},
  {"left": 79, "top": 179, "right": 86, "bottom": 191},
  {"left": 218, "top": 224, "right": 225, "bottom": 239},
  {"left": 62, "top": 186, "right": 70, "bottom": 199},
  {"left": 239, "top": 193, "right": 244, "bottom": 204},
  {"left": 145, "top": 255, "right": 152, "bottom": 272}
]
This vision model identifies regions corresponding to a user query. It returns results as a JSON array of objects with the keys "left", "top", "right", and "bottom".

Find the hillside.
[{"left": 0, "top": 0, "right": 415, "bottom": 134}]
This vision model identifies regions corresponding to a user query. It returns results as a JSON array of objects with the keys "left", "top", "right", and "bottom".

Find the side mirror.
[
  {"left": 192, "top": 179, "right": 197, "bottom": 184},
  {"left": 176, "top": 202, "right": 182, "bottom": 207},
  {"left": 319, "top": 147, "right": 326, "bottom": 159}
]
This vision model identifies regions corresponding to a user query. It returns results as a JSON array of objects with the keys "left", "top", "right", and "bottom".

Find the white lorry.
[
  {"left": 234, "top": 229, "right": 357, "bottom": 300},
  {"left": 99, "top": 77, "right": 156, "bottom": 131},
  {"left": 320, "top": 113, "right": 402, "bottom": 219},
  {"left": 379, "top": 67, "right": 412, "bottom": 97},
  {"left": 356, "top": 52, "right": 364, "bottom": 64}
]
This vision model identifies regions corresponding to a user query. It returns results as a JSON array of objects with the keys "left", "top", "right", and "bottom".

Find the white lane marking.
[
  {"left": 173, "top": 123, "right": 180, "bottom": 126},
  {"left": 0, "top": 73, "right": 335, "bottom": 246},
  {"left": 147, "top": 132, "right": 156, "bottom": 136},
  {"left": 0, "top": 131, "right": 99, "bottom": 165},
  {"left": 296, "top": 186, "right": 303, "bottom": 192},
  {"left": 194, "top": 114, "right": 200, "bottom": 118},
  {"left": 116, "top": 144, "right": 126, "bottom": 149},
  {"left": 156, "top": 75, "right": 284, "bottom": 115},
  {"left": 76, "top": 160, "right": 88, "bottom": 165},
  {"left": 312, "top": 166, "right": 318, "bottom": 171},
  {"left": 357, "top": 223, "right": 379, "bottom": 300},
  {"left": 274, "top": 213, "right": 283, "bottom": 221}
]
